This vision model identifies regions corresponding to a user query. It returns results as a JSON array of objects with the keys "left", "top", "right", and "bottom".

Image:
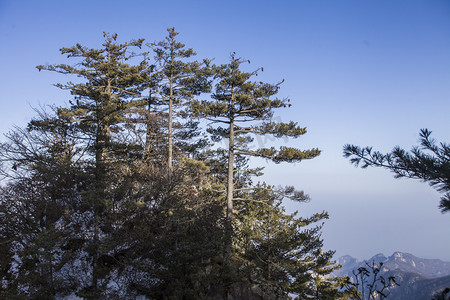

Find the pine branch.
[{"left": 344, "top": 129, "right": 450, "bottom": 213}]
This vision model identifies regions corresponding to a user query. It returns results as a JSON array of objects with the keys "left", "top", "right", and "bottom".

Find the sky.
[{"left": 0, "top": 0, "right": 449, "bottom": 261}]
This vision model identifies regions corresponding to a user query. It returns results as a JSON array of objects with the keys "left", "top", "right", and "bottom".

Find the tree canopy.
[{"left": 0, "top": 30, "right": 345, "bottom": 299}]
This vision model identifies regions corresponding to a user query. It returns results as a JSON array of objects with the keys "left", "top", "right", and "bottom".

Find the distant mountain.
[
  {"left": 336, "top": 251, "right": 450, "bottom": 278},
  {"left": 334, "top": 252, "right": 450, "bottom": 299}
]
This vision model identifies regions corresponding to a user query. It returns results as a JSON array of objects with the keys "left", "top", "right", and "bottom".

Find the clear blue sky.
[{"left": 1, "top": 0, "right": 449, "bottom": 261}]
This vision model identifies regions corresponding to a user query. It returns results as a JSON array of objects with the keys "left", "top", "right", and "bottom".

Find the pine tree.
[
  {"left": 150, "top": 27, "right": 212, "bottom": 180},
  {"left": 0, "top": 31, "right": 346, "bottom": 299},
  {"left": 36, "top": 33, "right": 148, "bottom": 297},
  {"left": 191, "top": 53, "right": 324, "bottom": 298}
]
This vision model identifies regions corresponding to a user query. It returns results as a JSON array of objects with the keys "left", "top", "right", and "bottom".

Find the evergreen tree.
[
  {"left": 36, "top": 33, "right": 148, "bottom": 297},
  {"left": 191, "top": 53, "right": 331, "bottom": 298},
  {"left": 0, "top": 31, "right": 345, "bottom": 299},
  {"left": 150, "top": 27, "right": 212, "bottom": 180}
]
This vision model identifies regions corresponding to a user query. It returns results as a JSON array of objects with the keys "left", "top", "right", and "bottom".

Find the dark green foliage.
[
  {"left": 344, "top": 129, "right": 450, "bottom": 213},
  {"left": 0, "top": 30, "right": 343, "bottom": 299},
  {"left": 149, "top": 27, "right": 212, "bottom": 179},
  {"left": 235, "top": 187, "right": 344, "bottom": 299},
  {"left": 191, "top": 53, "right": 320, "bottom": 165},
  {"left": 190, "top": 53, "right": 338, "bottom": 299},
  {"left": 35, "top": 33, "right": 152, "bottom": 298}
]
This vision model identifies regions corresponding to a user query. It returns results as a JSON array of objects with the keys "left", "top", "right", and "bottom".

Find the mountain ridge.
[
  {"left": 334, "top": 251, "right": 450, "bottom": 299},
  {"left": 336, "top": 251, "right": 450, "bottom": 279}
]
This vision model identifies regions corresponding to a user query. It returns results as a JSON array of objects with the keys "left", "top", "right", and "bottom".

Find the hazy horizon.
[{"left": 1, "top": 0, "right": 449, "bottom": 261}]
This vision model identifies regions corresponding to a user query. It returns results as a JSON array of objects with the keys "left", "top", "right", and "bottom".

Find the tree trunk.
[
  {"left": 226, "top": 119, "right": 235, "bottom": 235},
  {"left": 224, "top": 117, "right": 235, "bottom": 299},
  {"left": 168, "top": 73, "right": 173, "bottom": 182}
]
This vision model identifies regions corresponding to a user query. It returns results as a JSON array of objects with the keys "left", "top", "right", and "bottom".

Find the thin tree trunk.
[
  {"left": 168, "top": 73, "right": 173, "bottom": 182},
  {"left": 226, "top": 91, "right": 236, "bottom": 237},
  {"left": 224, "top": 85, "right": 235, "bottom": 298},
  {"left": 226, "top": 119, "right": 235, "bottom": 234}
]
